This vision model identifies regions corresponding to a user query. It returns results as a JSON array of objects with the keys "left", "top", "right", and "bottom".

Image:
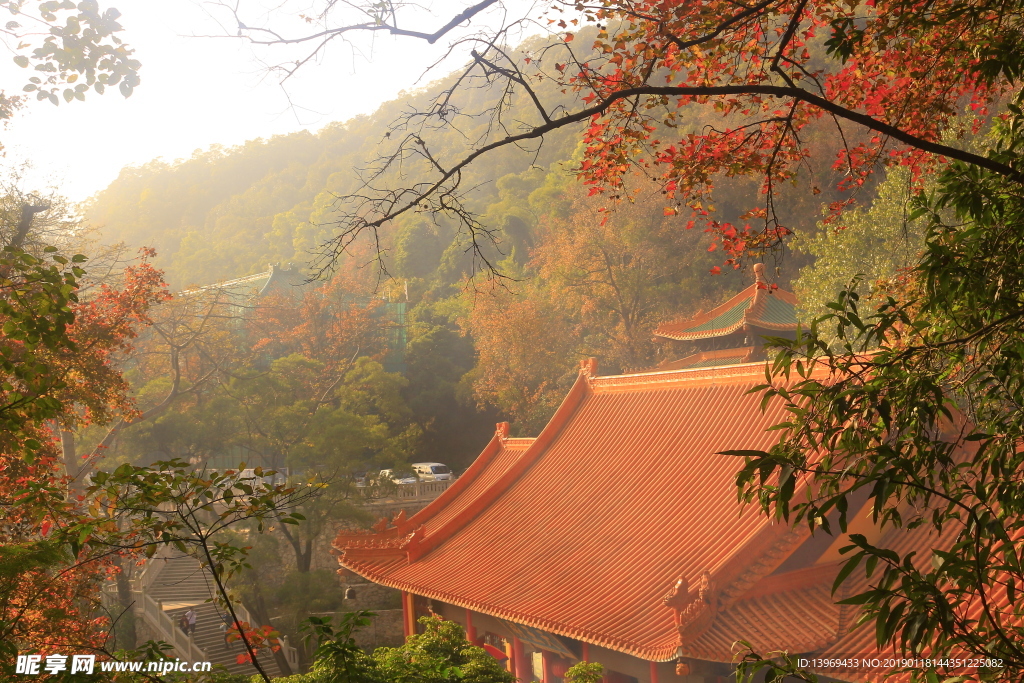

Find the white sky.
[{"left": 0, "top": 0, "right": 542, "bottom": 202}]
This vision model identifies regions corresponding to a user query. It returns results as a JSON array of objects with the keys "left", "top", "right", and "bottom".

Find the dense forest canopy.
[{"left": 89, "top": 28, "right": 832, "bottom": 448}]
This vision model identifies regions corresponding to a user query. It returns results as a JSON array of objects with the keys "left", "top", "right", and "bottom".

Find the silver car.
[{"left": 412, "top": 462, "right": 453, "bottom": 481}]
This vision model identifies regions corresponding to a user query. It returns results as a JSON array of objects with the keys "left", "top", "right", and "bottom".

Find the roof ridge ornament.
[
  {"left": 663, "top": 570, "right": 718, "bottom": 644},
  {"left": 753, "top": 262, "right": 767, "bottom": 287},
  {"left": 495, "top": 422, "right": 510, "bottom": 440},
  {"left": 579, "top": 357, "right": 598, "bottom": 378}
]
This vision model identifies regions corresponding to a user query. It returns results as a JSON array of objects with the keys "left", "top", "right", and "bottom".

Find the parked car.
[
  {"left": 379, "top": 468, "right": 418, "bottom": 485},
  {"left": 412, "top": 462, "right": 453, "bottom": 481}
]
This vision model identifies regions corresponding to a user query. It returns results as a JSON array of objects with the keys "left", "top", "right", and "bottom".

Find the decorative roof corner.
[
  {"left": 663, "top": 570, "right": 718, "bottom": 645},
  {"left": 334, "top": 518, "right": 426, "bottom": 564},
  {"left": 579, "top": 357, "right": 598, "bottom": 378},
  {"left": 495, "top": 422, "right": 510, "bottom": 440}
]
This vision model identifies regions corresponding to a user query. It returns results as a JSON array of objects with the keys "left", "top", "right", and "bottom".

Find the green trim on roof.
[
  {"left": 760, "top": 295, "right": 797, "bottom": 326},
  {"left": 686, "top": 299, "right": 750, "bottom": 334},
  {"left": 688, "top": 356, "right": 747, "bottom": 368}
]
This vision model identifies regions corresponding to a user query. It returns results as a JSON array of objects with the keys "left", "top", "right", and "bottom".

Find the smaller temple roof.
[
  {"left": 654, "top": 264, "right": 797, "bottom": 342},
  {"left": 178, "top": 263, "right": 308, "bottom": 301}
]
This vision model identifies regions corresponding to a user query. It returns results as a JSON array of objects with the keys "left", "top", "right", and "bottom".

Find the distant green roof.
[
  {"left": 684, "top": 299, "right": 751, "bottom": 334},
  {"left": 653, "top": 274, "right": 798, "bottom": 342},
  {"left": 761, "top": 295, "right": 797, "bottom": 327}
]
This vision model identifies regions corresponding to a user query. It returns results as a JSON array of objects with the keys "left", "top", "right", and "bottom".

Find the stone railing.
[
  {"left": 229, "top": 600, "right": 299, "bottom": 670},
  {"left": 132, "top": 551, "right": 298, "bottom": 670},
  {"left": 371, "top": 480, "right": 452, "bottom": 503},
  {"left": 130, "top": 549, "right": 167, "bottom": 595},
  {"left": 140, "top": 591, "right": 208, "bottom": 662}
]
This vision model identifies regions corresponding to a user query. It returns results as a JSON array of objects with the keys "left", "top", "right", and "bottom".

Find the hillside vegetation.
[{"left": 84, "top": 29, "right": 849, "bottom": 450}]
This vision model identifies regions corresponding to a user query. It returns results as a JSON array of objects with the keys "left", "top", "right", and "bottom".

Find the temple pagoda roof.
[
  {"left": 335, "top": 356, "right": 983, "bottom": 683},
  {"left": 334, "top": 359, "right": 847, "bottom": 663},
  {"left": 654, "top": 264, "right": 797, "bottom": 342}
]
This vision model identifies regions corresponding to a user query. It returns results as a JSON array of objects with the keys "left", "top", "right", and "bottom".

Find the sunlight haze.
[{"left": 0, "top": 0, "right": 539, "bottom": 202}]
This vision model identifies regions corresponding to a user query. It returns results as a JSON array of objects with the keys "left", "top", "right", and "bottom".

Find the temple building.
[
  {"left": 333, "top": 266, "right": 924, "bottom": 683},
  {"left": 652, "top": 263, "right": 797, "bottom": 370}
]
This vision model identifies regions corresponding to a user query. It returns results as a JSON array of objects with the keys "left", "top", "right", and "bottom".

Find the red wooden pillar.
[
  {"left": 465, "top": 608, "right": 478, "bottom": 645},
  {"left": 542, "top": 651, "right": 554, "bottom": 683},
  {"left": 401, "top": 591, "right": 416, "bottom": 638},
  {"left": 581, "top": 643, "right": 590, "bottom": 662},
  {"left": 649, "top": 662, "right": 659, "bottom": 683},
  {"left": 512, "top": 637, "right": 530, "bottom": 683}
]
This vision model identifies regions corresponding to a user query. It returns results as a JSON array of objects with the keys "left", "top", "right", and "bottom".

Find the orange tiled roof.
[
  {"left": 654, "top": 265, "right": 797, "bottom": 342},
  {"left": 337, "top": 354, "right": 995, "bottom": 683},
  {"left": 335, "top": 360, "right": 822, "bottom": 662}
]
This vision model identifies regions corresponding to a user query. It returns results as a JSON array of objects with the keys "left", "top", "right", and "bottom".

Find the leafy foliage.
[
  {"left": 4, "top": 0, "right": 140, "bottom": 104},
  {"left": 273, "top": 613, "right": 516, "bottom": 683},
  {"left": 791, "top": 165, "right": 927, "bottom": 328},
  {"left": 732, "top": 98, "right": 1024, "bottom": 681},
  {"left": 563, "top": 661, "right": 604, "bottom": 683},
  {"left": 375, "top": 616, "right": 514, "bottom": 683}
]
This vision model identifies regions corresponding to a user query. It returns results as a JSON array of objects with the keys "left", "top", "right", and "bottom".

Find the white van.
[{"left": 412, "top": 462, "right": 453, "bottom": 481}]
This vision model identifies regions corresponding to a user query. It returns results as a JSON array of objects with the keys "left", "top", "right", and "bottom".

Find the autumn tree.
[
  {"left": 0, "top": 4, "right": 305, "bottom": 678},
  {"left": 75, "top": 280, "right": 241, "bottom": 478},
  {"left": 465, "top": 173, "right": 748, "bottom": 431},
  {"left": 202, "top": 0, "right": 1012, "bottom": 276},
  {"left": 96, "top": 273, "right": 418, "bottom": 671},
  {"left": 249, "top": 274, "right": 387, "bottom": 372},
  {"left": 205, "top": 1, "right": 1024, "bottom": 680},
  {"left": 463, "top": 269, "right": 577, "bottom": 434},
  {"left": 534, "top": 180, "right": 745, "bottom": 370},
  {"left": 0, "top": 216, "right": 166, "bottom": 669}
]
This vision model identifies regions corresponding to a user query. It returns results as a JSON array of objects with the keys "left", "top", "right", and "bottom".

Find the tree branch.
[
  {"left": 322, "top": 82, "right": 1019, "bottom": 269},
  {"left": 230, "top": 0, "right": 500, "bottom": 46},
  {"left": 10, "top": 202, "right": 49, "bottom": 249}
]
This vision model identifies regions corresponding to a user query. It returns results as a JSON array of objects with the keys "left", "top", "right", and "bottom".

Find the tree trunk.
[
  {"left": 299, "top": 538, "right": 312, "bottom": 573},
  {"left": 112, "top": 555, "right": 138, "bottom": 649}
]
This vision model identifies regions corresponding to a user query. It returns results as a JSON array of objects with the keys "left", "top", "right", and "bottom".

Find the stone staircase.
[{"left": 143, "top": 554, "right": 290, "bottom": 678}]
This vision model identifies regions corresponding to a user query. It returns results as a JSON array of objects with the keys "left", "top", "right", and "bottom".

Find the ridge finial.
[
  {"left": 753, "top": 262, "right": 766, "bottom": 286},
  {"left": 579, "top": 357, "right": 598, "bottom": 377}
]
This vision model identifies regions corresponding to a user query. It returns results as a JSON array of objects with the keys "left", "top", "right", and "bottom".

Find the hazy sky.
[{"left": 0, "top": 0, "right": 541, "bottom": 202}]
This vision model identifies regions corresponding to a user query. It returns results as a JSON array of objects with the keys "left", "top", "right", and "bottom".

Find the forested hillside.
[{"left": 84, "top": 28, "right": 850, "bottom": 460}]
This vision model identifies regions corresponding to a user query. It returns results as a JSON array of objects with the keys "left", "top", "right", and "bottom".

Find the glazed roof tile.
[
  {"left": 336, "top": 361, "right": 811, "bottom": 662},
  {"left": 685, "top": 355, "right": 749, "bottom": 369},
  {"left": 338, "top": 352, "right": 989, "bottom": 683},
  {"left": 417, "top": 432, "right": 534, "bottom": 536},
  {"left": 689, "top": 580, "right": 842, "bottom": 661}
]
